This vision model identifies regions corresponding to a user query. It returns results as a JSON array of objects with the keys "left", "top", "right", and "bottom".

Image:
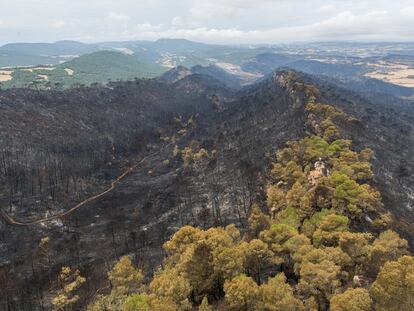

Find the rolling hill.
[
  {"left": 0, "top": 50, "right": 167, "bottom": 88},
  {"left": 159, "top": 64, "right": 243, "bottom": 89},
  {"left": 1, "top": 39, "right": 414, "bottom": 99}
]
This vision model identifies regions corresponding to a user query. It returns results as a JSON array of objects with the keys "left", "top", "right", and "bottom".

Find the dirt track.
[{"left": 0, "top": 145, "right": 168, "bottom": 226}]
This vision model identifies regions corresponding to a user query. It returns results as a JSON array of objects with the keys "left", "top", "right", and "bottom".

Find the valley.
[
  {"left": 2, "top": 40, "right": 414, "bottom": 101},
  {"left": 0, "top": 66, "right": 413, "bottom": 310},
  {"left": 2, "top": 0, "right": 414, "bottom": 308}
]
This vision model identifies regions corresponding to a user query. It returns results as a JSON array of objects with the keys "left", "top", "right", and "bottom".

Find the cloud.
[
  {"left": 92, "top": 10, "right": 413, "bottom": 44},
  {"left": 107, "top": 12, "right": 130, "bottom": 23},
  {"left": 51, "top": 20, "right": 66, "bottom": 29},
  {"left": 401, "top": 6, "right": 414, "bottom": 17},
  {"left": 134, "top": 23, "right": 163, "bottom": 32},
  {"left": 1, "top": 0, "right": 414, "bottom": 44},
  {"left": 314, "top": 4, "right": 338, "bottom": 14},
  {"left": 186, "top": 0, "right": 293, "bottom": 26}
]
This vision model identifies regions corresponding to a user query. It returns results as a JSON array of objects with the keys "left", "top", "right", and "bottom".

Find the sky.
[{"left": 0, "top": 0, "right": 414, "bottom": 45}]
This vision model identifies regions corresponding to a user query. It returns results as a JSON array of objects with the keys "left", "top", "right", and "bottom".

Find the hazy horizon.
[
  {"left": 2, "top": 38, "right": 414, "bottom": 47},
  {"left": 1, "top": 0, "right": 413, "bottom": 46}
]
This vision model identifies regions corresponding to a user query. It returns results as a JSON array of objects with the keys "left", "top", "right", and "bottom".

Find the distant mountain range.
[
  {"left": 1, "top": 39, "right": 414, "bottom": 99},
  {"left": 0, "top": 39, "right": 226, "bottom": 68}
]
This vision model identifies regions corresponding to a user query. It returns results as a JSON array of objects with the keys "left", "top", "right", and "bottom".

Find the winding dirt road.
[{"left": 0, "top": 146, "right": 166, "bottom": 226}]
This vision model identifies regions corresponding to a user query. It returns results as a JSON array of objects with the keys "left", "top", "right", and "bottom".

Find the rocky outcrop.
[{"left": 308, "top": 159, "right": 330, "bottom": 186}]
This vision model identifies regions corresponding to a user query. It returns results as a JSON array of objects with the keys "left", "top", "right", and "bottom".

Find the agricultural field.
[{"left": 365, "top": 61, "right": 414, "bottom": 88}]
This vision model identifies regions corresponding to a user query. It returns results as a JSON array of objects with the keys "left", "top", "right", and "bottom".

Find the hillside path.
[{"left": 0, "top": 145, "right": 168, "bottom": 226}]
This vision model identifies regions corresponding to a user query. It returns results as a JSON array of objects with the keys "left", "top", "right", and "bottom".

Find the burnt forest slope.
[{"left": 0, "top": 70, "right": 413, "bottom": 310}]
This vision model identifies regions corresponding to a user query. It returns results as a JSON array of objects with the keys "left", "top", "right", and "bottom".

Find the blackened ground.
[{"left": 0, "top": 70, "right": 413, "bottom": 310}]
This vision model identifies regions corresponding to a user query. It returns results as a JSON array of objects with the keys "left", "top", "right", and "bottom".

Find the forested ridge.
[
  {"left": 54, "top": 77, "right": 412, "bottom": 310},
  {"left": 1, "top": 70, "right": 413, "bottom": 311}
]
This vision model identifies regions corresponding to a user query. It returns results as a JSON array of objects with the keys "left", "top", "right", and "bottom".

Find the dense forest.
[{"left": 48, "top": 81, "right": 412, "bottom": 310}]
